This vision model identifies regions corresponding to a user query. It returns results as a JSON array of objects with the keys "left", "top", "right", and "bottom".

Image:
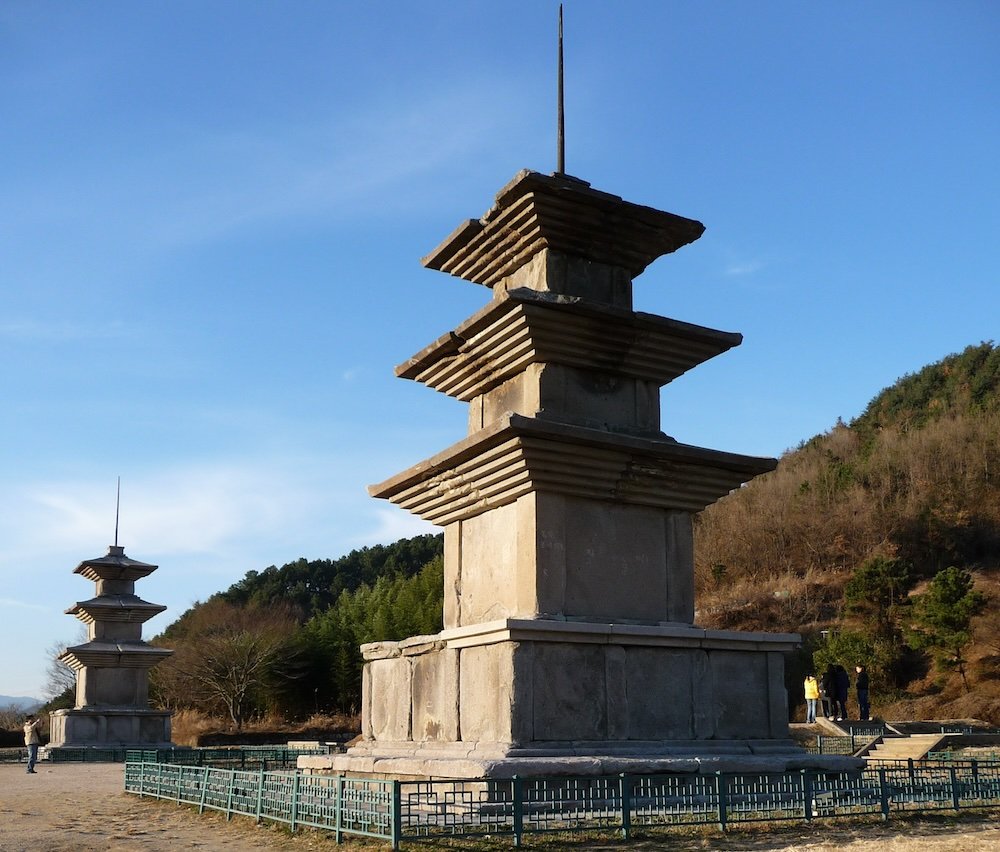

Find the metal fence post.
[
  {"left": 290, "top": 771, "right": 300, "bottom": 833},
  {"left": 907, "top": 758, "right": 915, "bottom": 782},
  {"left": 716, "top": 772, "right": 728, "bottom": 832},
  {"left": 334, "top": 774, "right": 344, "bottom": 844},
  {"left": 620, "top": 773, "right": 632, "bottom": 840},
  {"left": 802, "top": 770, "right": 813, "bottom": 821},
  {"left": 199, "top": 766, "right": 209, "bottom": 813},
  {"left": 878, "top": 765, "right": 890, "bottom": 821},
  {"left": 971, "top": 759, "right": 980, "bottom": 799},
  {"left": 391, "top": 780, "right": 402, "bottom": 851},
  {"left": 512, "top": 776, "right": 524, "bottom": 847},
  {"left": 225, "top": 769, "right": 235, "bottom": 821},
  {"left": 949, "top": 766, "right": 960, "bottom": 811},
  {"left": 255, "top": 769, "right": 265, "bottom": 823}
]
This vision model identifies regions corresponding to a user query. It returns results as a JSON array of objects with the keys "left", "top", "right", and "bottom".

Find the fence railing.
[
  {"left": 125, "top": 747, "right": 325, "bottom": 769},
  {"left": 124, "top": 760, "right": 1000, "bottom": 849},
  {"left": 0, "top": 747, "right": 28, "bottom": 764},
  {"left": 124, "top": 761, "right": 397, "bottom": 845},
  {"left": 808, "top": 733, "right": 881, "bottom": 755}
]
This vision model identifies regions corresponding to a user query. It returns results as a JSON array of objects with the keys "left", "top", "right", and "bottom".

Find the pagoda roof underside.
[
  {"left": 422, "top": 170, "right": 705, "bottom": 287},
  {"left": 396, "top": 288, "right": 741, "bottom": 399},
  {"left": 65, "top": 595, "right": 166, "bottom": 624},
  {"left": 74, "top": 553, "right": 158, "bottom": 582},
  {"left": 369, "top": 413, "right": 776, "bottom": 525},
  {"left": 59, "top": 642, "right": 172, "bottom": 671}
]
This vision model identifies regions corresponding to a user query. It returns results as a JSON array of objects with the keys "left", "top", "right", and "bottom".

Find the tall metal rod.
[
  {"left": 114, "top": 476, "right": 121, "bottom": 547},
  {"left": 557, "top": 3, "right": 565, "bottom": 174}
]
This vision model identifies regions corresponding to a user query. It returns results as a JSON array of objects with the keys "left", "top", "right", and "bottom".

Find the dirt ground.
[{"left": 2, "top": 762, "right": 999, "bottom": 851}]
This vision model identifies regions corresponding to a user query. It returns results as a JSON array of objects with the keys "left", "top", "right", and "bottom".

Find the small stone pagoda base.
[
  {"left": 48, "top": 707, "right": 173, "bottom": 750},
  {"left": 302, "top": 619, "right": 861, "bottom": 779}
]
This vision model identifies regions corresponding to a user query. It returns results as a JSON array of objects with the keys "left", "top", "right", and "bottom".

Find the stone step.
[{"left": 866, "top": 734, "right": 946, "bottom": 762}]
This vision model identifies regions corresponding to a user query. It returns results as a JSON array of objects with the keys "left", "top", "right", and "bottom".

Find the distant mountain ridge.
[{"left": 0, "top": 695, "right": 41, "bottom": 711}]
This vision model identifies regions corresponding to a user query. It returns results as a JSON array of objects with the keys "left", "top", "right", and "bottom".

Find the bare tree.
[
  {"left": 153, "top": 599, "right": 298, "bottom": 730},
  {"left": 44, "top": 628, "right": 88, "bottom": 701}
]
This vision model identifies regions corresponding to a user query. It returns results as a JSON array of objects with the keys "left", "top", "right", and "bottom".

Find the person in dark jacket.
[
  {"left": 820, "top": 665, "right": 837, "bottom": 719},
  {"left": 855, "top": 665, "right": 871, "bottom": 721},
  {"left": 834, "top": 665, "right": 851, "bottom": 721}
]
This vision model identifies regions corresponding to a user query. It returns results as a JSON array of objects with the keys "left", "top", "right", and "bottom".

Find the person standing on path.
[
  {"left": 834, "top": 665, "right": 851, "bottom": 721},
  {"left": 856, "top": 665, "right": 871, "bottom": 721},
  {"left": 803, "top": 672, "right": 819, "bottom": 723},
  {"left": 23, "top": 714, "right": 42, "bottom": 774}
]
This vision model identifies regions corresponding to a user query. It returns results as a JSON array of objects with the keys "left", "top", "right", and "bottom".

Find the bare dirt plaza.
[{"left": 3, "top": 763, "right": 999, "bottom": 851}]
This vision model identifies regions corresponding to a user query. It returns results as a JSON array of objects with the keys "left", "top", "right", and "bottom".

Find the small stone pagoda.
[
  {"left": 321, "top": 170, "right": 853, "bottom": 780},
  {"left": 48, "top": 544, "right": 173, "bottom": 749}
]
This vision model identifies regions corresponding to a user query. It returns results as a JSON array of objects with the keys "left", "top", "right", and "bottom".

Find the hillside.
[{"left": 694, "top": 342, "right": 1000, "bottom": 723}]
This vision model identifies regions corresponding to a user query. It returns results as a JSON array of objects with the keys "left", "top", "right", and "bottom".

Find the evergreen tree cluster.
[{"left": 152, "top": 534, "right": 443, "bottom": 723}]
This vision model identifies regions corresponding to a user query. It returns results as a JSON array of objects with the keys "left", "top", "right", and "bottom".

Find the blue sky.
[{"left": 2, "top": 1, "right": 997, "bottom": 700}]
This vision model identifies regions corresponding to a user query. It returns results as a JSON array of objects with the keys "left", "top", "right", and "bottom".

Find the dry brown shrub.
[{"left": 170, "top": 708, "right": 218, "bottom": 747}]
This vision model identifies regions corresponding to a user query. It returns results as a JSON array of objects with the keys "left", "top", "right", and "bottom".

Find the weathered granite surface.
[{"left": 315, "top": 171, "right": 845, "bottom": 779}]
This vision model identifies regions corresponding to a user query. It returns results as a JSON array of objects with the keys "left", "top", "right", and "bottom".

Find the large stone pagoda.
[
  {"left": 322, "top": 170, "right": 849, "bottom": 779},
  {"left": 48, "top": 544, "right": 173, "bottom": 749}
]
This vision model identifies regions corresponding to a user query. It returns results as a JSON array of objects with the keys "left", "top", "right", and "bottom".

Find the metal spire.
[
  {"left": 114, "top": 476, "right": 120, "bottom": 548},
  {"left": 557, "top": 4, "right": 565, "bottom": 175}
]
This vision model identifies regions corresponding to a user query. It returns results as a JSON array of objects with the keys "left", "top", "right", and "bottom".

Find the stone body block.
[
  {"left": 76, "top": 667, "right": 148, "bottom": 708},
  {"left": 369, "top": 658, "right": 411, "bottom": 742},
  {"left": 411, "top": 648, "right": 459, "bottom": 742},
  {"left": 443, "top": 493, "right": 695, "bottom": 628}
]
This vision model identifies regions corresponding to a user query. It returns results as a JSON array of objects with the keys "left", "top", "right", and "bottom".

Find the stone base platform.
[
  {"left": 301, "top": 742, "right": 862, "bottom": 780},
  {"left": 48, "top": 707, "right": 172, "bottom": 749},
  {"left": 302, "top": 618, "right": 863, "bottom": 780}
]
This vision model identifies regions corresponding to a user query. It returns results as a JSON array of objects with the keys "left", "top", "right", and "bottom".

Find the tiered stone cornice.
[
  {"left": 74, "top": 551, "right": 158, "bottom": 582},
  {"left": 421, "top": 170, "right": 705, "bottom": 287},
  {"left": 60, "top": 642, "right": 172, "bottom": 671},
  {"left": 66, "top": 595, "right": 166, "bottom": 625},
  {"left": 369, "top": 413, "right": 776, "bottom": 525},
  {"left": 396, "top": 288, "right": 741, "bottom": 400}
]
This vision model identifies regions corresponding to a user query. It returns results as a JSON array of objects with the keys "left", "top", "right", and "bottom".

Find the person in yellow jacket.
[{"left": 803, "top": 673, "right": 820, "bottom": 724}]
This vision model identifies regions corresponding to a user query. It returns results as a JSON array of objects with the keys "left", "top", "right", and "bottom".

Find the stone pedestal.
[
  {"left": 318, "top": 171, "right": 858, "bottom": 779},
  {"left": 49, "top": 708, "right": 172, "bottom": 749},
  {"left": 48, "top": 544, "right": 174, "bottom": 750},
  {"left": 313, "top": 620, "right": 866, "bottom": 779}
]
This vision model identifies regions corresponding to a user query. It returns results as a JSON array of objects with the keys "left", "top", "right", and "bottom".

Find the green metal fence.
[
  {"left": 124, "top": 761, "right": 397, "bottom": 845},
  {"left": 0, "top": 747, "right": 28, "bottom": 764},
  {"left": 123, "top": 760, "right": 1000, "bottom": 849},
  {"left": 125, "top": 747, "right": 325, "bottom": 769},
  {"left": 807, "top": 733, "right": 881, "bottom": 755}
]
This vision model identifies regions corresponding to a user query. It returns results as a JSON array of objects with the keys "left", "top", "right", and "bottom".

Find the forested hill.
[
  {"left": 219, "top": 533, "right": 443, "bottom": 616},
  {"left": 853, "top": 341, "right": 1000, "bottom": 434},
  {"left": 160, "top": 533, "right": 442, "bottom": 639},
  {"left": 694, "top": 342, "right": 1000, "bottom": 722}
]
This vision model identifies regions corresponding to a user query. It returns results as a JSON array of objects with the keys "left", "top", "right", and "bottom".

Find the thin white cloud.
[
  {"left": 724, "top": 259, "right": 765, "bottom": 277},
  {"left": 357, "top": 506, "right": 438, "bottom": 547},
  {"left": 0, "top": 597, "right": 50, "bottom": 613},
  {"left": 0, "top": 78, "right": 524, "bottom": 261},
  {"left": 0, "top": 461, "right": 325, "bottom": 567},
  {"left": 0, "top": 318, "right": 131, "bottom": 343}
]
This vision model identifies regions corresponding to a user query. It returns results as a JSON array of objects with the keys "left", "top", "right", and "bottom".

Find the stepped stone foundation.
[
  {"left": 307, "top": 171, "right": 860, "bottom": 779},
  {"left": 48, "top": 544, "right": 173, "bottom": 750}
]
